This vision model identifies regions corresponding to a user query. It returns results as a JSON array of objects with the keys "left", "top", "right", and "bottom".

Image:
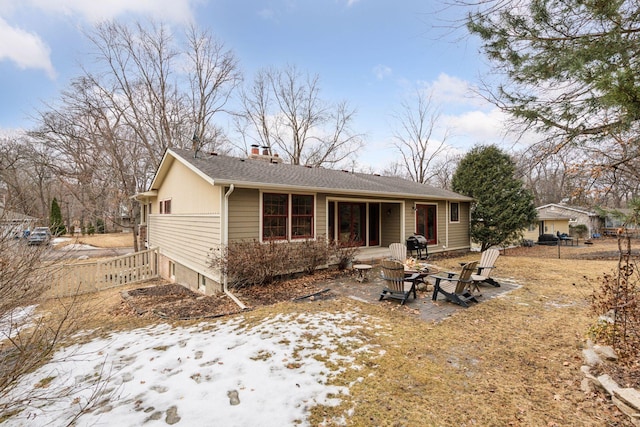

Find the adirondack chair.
[
  {"left": 388, "top": 243, "right": 407, "bottom": 262},
  {"left": 379, "top": 258, "right": 420, "bottom": 305},
  {"left": 471, "top": 248, "right": 501, "bottom": 287},
  {"left": 430, "top": 261, "right": 479, "bottom": 308}
]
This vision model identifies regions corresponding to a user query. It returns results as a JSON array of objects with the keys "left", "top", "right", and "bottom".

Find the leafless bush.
[
  {"left": 297, "top": 238, "right": 334, "bottom": 275},
  {"left": 331, "top": 238, "right": 361, "bottom": 270},
  {"left": 0, "top": 218, "right": 108, "bottom": 422},
  {"left": 209, "top": 237, "right": 359, "bottom": 288},
  {"left": 590, "top": 234, "right": 640, "bottom": 364}
]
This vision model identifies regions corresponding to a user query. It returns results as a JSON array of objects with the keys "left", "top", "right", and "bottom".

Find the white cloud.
[
  {"left": 372, "top": 64, "right": 392, "bottom": 80},
  {"left": 0, "top": 0, "right": 195, "bottom": 75},
  {"left": 419, "top": 72, "right": 486, "bottom": 109},
  {"left": 258, "top": 8, "right": 276, "bottom": 21},
  {"left": 0, "top": 16, "right": 55, "bottom": 78},
  {"left": 26, "top": 0, "right": 194, "bottom": 24},
  {"left": 443, "top": 107, "right": 508, "bottom": 147}
]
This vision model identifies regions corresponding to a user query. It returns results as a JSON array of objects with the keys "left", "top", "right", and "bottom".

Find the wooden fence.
[{"left": 45, "top": 247, "right": 159, "bottom": 298}]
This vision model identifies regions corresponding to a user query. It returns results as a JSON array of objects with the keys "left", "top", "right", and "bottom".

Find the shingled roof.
[{"left": 157, "top": 148, "right": 473, "bottom": 202}]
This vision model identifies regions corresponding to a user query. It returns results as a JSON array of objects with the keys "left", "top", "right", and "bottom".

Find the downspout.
[{"left": 222, "top": 184, "right": 247, "bottom": 309}]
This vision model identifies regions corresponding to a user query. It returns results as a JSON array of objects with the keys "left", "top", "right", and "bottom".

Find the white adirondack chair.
[{"left": 471, "top": 248, "right": 501, "bottom": 287}]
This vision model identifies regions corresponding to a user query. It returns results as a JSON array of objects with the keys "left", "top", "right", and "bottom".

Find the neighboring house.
[
  {"left": 0, "top": 205, "right": 37, "bottom": 238},
  {"left": 523, "top": 209, "right": 571, "bottom": 241},
  {"left": 134, "top": 148, "right": 474, "bottom": 295},
  {"left": 601, "top": 208, "right": 640, "bottom": 236},
  {"left": 533, "top": 204, "right": 604, "bottom": 238}
]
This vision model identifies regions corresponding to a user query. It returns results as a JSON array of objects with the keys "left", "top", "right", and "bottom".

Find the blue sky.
[{"left": 0, "top": 0, "right": 510, "bottom": 171}]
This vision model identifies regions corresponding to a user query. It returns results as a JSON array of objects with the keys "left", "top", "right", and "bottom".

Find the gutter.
[{"left": 222, "top": 184, "right": 247, "bottom": 310}]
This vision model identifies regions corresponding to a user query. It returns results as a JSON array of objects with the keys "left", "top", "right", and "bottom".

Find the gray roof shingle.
[{"left": 166, "top": 148, "right": 473, "bottom": 201}]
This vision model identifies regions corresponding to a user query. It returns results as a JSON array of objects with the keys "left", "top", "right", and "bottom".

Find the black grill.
[{"left": 406, "top": 234, "right": 429, "bottom": 260}]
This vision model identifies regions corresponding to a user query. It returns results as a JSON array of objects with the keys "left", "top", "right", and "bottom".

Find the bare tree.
[
  {"left": 185, "top": 25, "right": 242, "bottom": 153},
  {"left": 83, "top": 20, "right": 239, "bottom": 169},
  {"left": 515, "top": 146, "right": 574, "bottom": 206},
  {"left": 380, "top": 161, "right": 409, "bottom": 180},
  {"left": 391, "top": 89, "right": 449, "bottom": 183},
  {"left": 0, "top": 136, "right": 59, "bottom": 221},
  {"left": 429, "top": 152, "right": 461, "bottom": 190},
  {"left": 83, "top": 21, "right": 182, "bottom": 170},
  {"left": 236, "top": 69, "right": 274, "bottom": 152},
  {"left": 31, "top": 78, "right": 116, "bottom": 233},
  {"left": 28, "top": 20, "right": 241, "bottom": 246},
  {"left": 515, "top": 135, "right": 640, "bottom": 208},
  {"left": 238, "top": 65, "right": 363, "bottom": 166}
]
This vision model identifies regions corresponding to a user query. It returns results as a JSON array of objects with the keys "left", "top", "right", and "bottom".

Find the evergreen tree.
[
  {"left": 452, "top": 145, "right": 537, "bottom": 251},
  {"left": 96, "top": 218, "right": 105, "bottom": 234},
  {"left": 467, "top": 0, "right": 640, "bottom": 174},
  {"left": 49, "top": 197, "right": 66, "bottom": 236}
]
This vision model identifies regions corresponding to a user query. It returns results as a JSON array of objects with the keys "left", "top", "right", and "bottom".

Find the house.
[
  {"left": 134, "top": 148, "right": 474, "bottom": 295},
  {"left": 531, "top": 203, "right": 604, "bottom": 239},
  {"left": 0, "top": 205, "right": 36, "bottom": 238},
  {"left": 600, "top": 207, "right": 640, "bottom": 237},
  {"left": 523, "top": 209, "right": 571, "bottom": 242}
]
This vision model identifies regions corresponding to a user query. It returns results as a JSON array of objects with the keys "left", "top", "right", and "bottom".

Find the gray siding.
[
  {"left": 223, "top": 191, "right": 470, "bottom": 253},
  {"left": 316, "top": 194, "right": 327, "bottom": 240},
  {"left": 402, "top": 199, "right": 471, "bottom": 254},
  {"left": 447, "top": 201, "right": 471, "bottom": 250},
  {"left": 228, "top": 187, "right": 260, "bottom": 241},
  {"left": 437, "top": 202, "right": 446, "bottom": 246},
  {"left": 381, "top": 202, "right": 402, "bottom": 246}
]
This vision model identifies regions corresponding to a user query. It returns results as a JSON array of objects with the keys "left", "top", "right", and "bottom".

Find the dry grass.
[
  {"left": 33, "top": 238, "right": 635, "bottom": 426},
  {"left": 54, "top": 232, "right": 134, "bottom": 249}
]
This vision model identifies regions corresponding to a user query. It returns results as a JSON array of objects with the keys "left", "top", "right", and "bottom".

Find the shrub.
[
  {"left": 0, "top": 209, "right": 106, "bottom": 421},
  {"left": 209, "top": 238, "right": 335, "bottom": 288},
  {"left": 590, "top": 234, "right": 640, "bottom": 364},
  {"left": 331, "top": 238, "right": 360, "bottom": 270},
  {"left": 297, "top": 238, "right": 334, "bottom": 275},
  {"left": 570, "top": 224, "right": 588, "bottom": 238}
]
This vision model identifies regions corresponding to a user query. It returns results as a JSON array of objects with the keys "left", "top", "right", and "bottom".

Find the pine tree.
[
  {"left": 49, "top": 198, "right": 66, "bottom": 236},
  {"left": 452, "top": 145, "right": 537, "bottom": 251},
  {"left": 467, "top": 0, "right": 640, "bottom": 173}
]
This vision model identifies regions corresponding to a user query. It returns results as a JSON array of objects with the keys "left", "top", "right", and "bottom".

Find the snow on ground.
[
  {"left": 51, "top": 237, "right": 71, "bottom": 244},
  {"left": 4, "top": 311, "right": 383, "bottom": 426},
  {"left": 51, "top": 237, "right": 96, "bottom": 250},
  {"left": 59, "top": 243, "right": 100, "bottom": 250},
  {"left": 0, "top": 305, "right": 37, "bottom": 340}
]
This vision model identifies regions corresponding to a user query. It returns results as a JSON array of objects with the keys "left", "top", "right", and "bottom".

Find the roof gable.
[
  {"left": 156, "top": 148, "right": 473, "bottom": 201},
  {"left": 537, "top": 203, "right": 598, "bottom": 216},
  {"left": 150, "top": 149, "right": 216, "bottom": 191},
  {"left": 0, "top": 206, "right": 36, "bottom": 221}
]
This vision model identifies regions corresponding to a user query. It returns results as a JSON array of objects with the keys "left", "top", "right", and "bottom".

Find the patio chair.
[
  {"left": 379, "top": 258, "right": 420, "bottom": 305},
  {"left": 430, "top": 261, "right": 479, "bottom": 308},
  {"left": 471, "top": 248, "right": 501, "bottom": 287},
  {"left": 388, "top": 243, "right": 407, "bottom": 262}
]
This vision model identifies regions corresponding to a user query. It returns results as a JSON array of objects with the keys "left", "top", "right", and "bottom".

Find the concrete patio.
[{"left": 323, "top": 262, "right": 520, "bottom": 323}]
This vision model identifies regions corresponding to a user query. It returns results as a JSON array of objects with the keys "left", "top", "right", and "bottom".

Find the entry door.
[
  {"left": 415, "top": 204, "right": 437, "bottom": 244},
  {"left": 338, "top": 202, "right": 366, "bottom": 246}
]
